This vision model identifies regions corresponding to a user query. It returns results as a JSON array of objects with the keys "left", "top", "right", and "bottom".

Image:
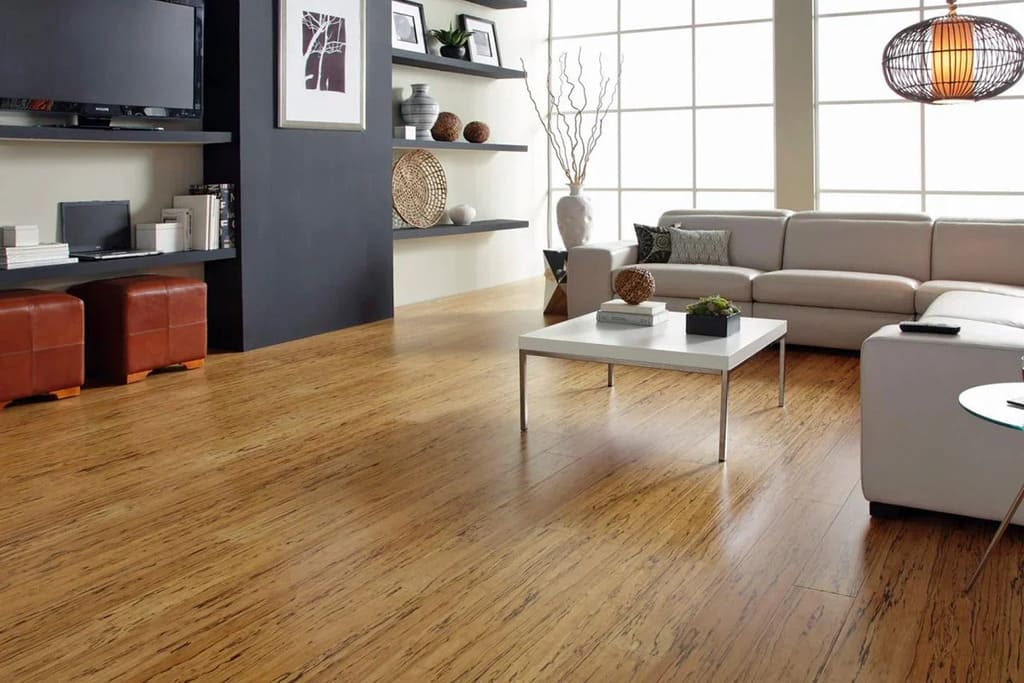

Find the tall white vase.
[{"left": 556, "top": 184, "right": 593, "bottom": 249}]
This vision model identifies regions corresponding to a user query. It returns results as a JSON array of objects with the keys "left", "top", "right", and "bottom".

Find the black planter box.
[{"left": 686, "top": 312, "right": 740, "bottom": 337}]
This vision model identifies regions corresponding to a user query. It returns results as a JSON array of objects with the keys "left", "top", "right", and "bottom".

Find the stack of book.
[
  {"left": 0, "top": 225, "right": 78, "bottom": 270},
  {"left": 172, "top": 194, "right": 221, "bottom": 251},
  {"left": 597, "top": 299, "right": 668, "bottom": 326},
  {"left": 190, "top": 184, "right": 236, "bottom": 249}
]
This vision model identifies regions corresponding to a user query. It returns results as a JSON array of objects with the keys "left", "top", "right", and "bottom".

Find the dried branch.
[{"left": 522, "top": 51, "right": 623, "bottom": 187}]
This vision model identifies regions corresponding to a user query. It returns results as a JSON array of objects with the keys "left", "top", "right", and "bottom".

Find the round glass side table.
[{"left": 959, "top": 383, "right": 1024, "bottom": 592}]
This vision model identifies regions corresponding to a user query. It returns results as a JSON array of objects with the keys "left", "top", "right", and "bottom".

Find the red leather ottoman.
[
  {"left": 0, "top": 290, "right": 84, "bottom": 410},
  {"left": 69, "top": 275, "right": 207, "bottom": 385}
]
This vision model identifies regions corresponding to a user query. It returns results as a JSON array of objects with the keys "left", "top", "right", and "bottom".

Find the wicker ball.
[
  {"left": 432, "top": 112, "right": 462, "bottom": 142},
  {"left": 464, "top": 121, "right": 491, "bottom": 144},
  {"left": 614, "top": 267, "right": 656, "bottom": 305}
]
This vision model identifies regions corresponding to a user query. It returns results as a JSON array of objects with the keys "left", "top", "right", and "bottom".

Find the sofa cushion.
[
  {"left": 783, "top": 212, "right": 934, "bottom": 281},
  {"left": 922, "top": 291, "right": 1024, "bottom": 329},
  {"left": 668, "top": 228, "right": 730, "bottom": 266},
  {"left": 658, "top": 210, "right": 791, "bottom": 272},
  {"left": 916, "top": 280, "right": 1024, "bottom": 314},
  {"left": 754, "top": 269, "right": 919, "bottom": 314},
  {"left": 612, "top": 263, "right": 760, "bottom": 302},
  {"left": 634, "top": 224, "right": 674, "bottom": 264},
  {"left": 932, "top": 219, "right": 1024, "bottom": 287}
]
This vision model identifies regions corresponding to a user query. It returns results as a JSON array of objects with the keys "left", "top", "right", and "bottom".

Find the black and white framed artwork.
[
  {"left": 391, "top": 1, "right": 427, "bottom": 54},
  {"left": 460, "top": 15, "right": 501, "bottom": 67},
  {"left": 278, "top": 0, "right": 365, "bottom": 130}
]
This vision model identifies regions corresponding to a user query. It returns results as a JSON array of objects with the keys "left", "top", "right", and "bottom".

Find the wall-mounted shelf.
[
  {"left": 393, "top": 139, "right": 528, "bottom": 153},
  {"left": 0, "top": 249, "right": 237, "bottom": 286},
  {"left": 393, "top": 220, "right": 529, "bottom": 241},
  {"left": 0, "top": 126, "right": 233, "bottom": 145},
  {"left": 392, "top": 50, "right": 527, "bottom": 79},
  {"left": 464, "top": 0, "right": 527, "bottom": 7}
]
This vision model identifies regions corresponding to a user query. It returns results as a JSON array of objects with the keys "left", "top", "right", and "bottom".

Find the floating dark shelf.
[
  {"left": 464, "top": 0, "right": 527, "bottom": 7},
  {"left": 393, "top": 139, "right": 528, "bottom": 153},
  {"left": 393, "top": 220, "right": 529, "bottom": 241},
  {"left": 392, "top": 50, "right": 527, "bottom": 79},
  {"left": 0, "top": 125, "right": 233, "bottom": 145},
  {"left": 0, "top": 249, "right": 237, "bottom": 286}
]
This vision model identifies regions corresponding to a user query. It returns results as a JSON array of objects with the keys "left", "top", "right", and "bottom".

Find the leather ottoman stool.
[
  {"left": 70, "top": 275, "right": 207, "bottom": 385},
  {"left": 0, "top": 290, "right": 84, "bottom": 410}
]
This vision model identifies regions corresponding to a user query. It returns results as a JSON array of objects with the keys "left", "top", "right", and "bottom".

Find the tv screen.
[{"left": 0, "top": 0, "right": 203, "bottom": 122}]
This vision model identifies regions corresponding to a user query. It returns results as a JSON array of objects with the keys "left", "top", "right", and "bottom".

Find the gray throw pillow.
[{"left": 668, "top": 228, "right": 731, "bottom": 266}]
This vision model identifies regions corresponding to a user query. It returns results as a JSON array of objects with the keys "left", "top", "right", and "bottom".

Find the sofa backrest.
[
  {"left": 658, "top": 210, "right": 792, "bottom": 272},
  {"left": 932, "top": 218, "right": 1024, "bottom": 287},
  {"left": 783, "top": 212, "right": 934, "bottom": 281}
]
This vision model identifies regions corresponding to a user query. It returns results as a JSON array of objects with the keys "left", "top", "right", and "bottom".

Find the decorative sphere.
[
  {"left": 432, "top": 112, "right": 462, "bottom": 142},
  {"left": 614, "top": 267, "right": 656, "bottom": 305},
  {"left": 464, "top": 121, "right": 491, "bottom": 144}
]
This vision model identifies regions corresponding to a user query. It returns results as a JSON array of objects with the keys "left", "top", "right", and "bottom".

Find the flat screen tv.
[{"left": 0, "top": 0, "right": 204, "bottom": 127}]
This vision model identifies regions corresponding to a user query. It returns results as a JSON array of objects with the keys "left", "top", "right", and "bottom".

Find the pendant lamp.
[{"left": 882, "top": 1, "right": 1024, "bottom": 103}]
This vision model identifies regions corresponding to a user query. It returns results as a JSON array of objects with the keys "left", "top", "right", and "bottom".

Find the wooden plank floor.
[{"left": 1, "top": 277, "right": 1022, "bottom": 682}]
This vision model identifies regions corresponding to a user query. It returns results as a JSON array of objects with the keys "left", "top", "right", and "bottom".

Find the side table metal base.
[{"left": 965, "top": 480, "right": 1024, "bottom": 592}]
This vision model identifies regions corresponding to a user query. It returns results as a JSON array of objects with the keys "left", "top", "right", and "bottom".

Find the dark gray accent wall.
[{"left": 204, "top": 0, "right": 393, "bottom": 351}]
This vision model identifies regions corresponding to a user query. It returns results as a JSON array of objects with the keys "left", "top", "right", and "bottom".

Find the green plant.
[
  {"left": 429, "top": 23, "right": 473, "bottom": 47},
  {"left": 686, "top": 295, "right": 741, "bottom": 317}
]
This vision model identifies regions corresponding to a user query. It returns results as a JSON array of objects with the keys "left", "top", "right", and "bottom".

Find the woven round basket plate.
[{"left": 393, "top": 150, "right": 447, "bottom": 228}]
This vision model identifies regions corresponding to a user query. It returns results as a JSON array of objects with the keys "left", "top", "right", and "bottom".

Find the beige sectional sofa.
[
  {"left": 570, "top": 210, "right": 1024, "bottom": 522},
  {"left": 569, "top": 211, "right": 1024, "bottom": 350},
  {"left": 862, "top": 291, "right": 1024, "bottom": 522}
]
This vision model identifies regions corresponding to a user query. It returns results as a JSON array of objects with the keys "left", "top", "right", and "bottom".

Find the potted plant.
[
  {"left": 686, "top": 296, "right": 741, "bottom": 337},
  {"left": 429, "top": 23, "right": 473, "bottom": 59}
]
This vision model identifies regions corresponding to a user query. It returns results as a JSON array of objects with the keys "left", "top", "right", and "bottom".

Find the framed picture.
[
  {"left": 278, "top": 0, "right": 365, "bottom": 130},
  {"left": 392, "top": 0, "right": 427, "bottom": 54},
  {"left": 460, "top": 15, "right": 501, "bottom": 67}
]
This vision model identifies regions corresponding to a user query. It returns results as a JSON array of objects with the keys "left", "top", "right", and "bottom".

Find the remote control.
[{"left": 899, "top": 321, "right": 961, "bottom": 335}]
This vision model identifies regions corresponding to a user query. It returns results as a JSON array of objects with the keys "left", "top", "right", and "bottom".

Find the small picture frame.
[
  {"left": 392, "top": 0, "right": 427, "bottom": 54},
  {"left": 460, "top": 15, "right": 501, "bottom": 67}
]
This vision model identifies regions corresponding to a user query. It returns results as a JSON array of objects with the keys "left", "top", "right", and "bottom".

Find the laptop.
[{"left": 60, "top": 200, "right": 161, "bottom": 261}]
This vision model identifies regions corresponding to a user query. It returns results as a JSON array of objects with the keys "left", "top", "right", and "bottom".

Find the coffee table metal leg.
[
  {"left": 608, "top": 364, "right": 615, "bottom": 388},
  {"left": 719, "top": 370, "right": 730, "bottom": 463},
  {"left": 965, "top": 480, "right": 1024, "bottom": 592},
  {"left": 779, "top": 336, "right": 787, "bottom": 408},
  {"left": 520, "top": 351, "right": 528, "bottom": 432}
]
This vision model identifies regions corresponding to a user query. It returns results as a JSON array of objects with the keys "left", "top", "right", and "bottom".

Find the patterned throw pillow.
[
  {"left": 668, "top": 228, "right": 731, "bottom": 266},
  {"left": 634, "top": 224, "right": 676, "bottom": 264}
]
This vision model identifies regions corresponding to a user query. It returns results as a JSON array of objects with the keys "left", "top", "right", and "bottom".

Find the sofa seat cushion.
[
  {"left": 921, "top": 291, "right": 1024, "bottom": 329},
  {"left": 916, "top": 280, "right": 1024, "bottom": 314},
  {"left": 612, "top": 263, "right": 760, "bottom": 302},
  {"left": 753, "top": 269, "right": 919, "bottom": 314}
]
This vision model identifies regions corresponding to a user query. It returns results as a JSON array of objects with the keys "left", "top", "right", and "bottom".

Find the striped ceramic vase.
[{"left": 401, "top": 84, "right": 440, "bottom": 142}]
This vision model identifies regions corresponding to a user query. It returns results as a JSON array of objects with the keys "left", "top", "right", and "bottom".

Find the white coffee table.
[{"left": 519, "top": 313, "right": 788, "bottom": 462}]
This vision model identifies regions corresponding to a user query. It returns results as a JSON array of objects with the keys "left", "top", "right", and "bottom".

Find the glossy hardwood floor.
[{"left": 2, "top": 278, "right": 1022, "bottom": 682}]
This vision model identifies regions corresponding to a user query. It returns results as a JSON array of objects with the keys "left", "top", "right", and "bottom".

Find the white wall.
[
  {"left": 392, "top": 0, "right": 551, "bottom": 307},
  {"left": 0, "top": 112, "right": 205, "bottom": 285}
]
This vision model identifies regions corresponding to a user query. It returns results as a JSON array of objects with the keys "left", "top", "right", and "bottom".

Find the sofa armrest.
[
  {"left": 861, "top": 324, "right": 1024, "bottom": 521},
  {"left": 567, "top": 241, "right": 639, "bottom": 317}
]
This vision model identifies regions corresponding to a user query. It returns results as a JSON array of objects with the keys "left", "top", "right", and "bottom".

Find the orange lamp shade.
[
  {"left": 882, "top": 3, "right": 1024, "bottom": 104},
  {"left": 932, "top": 17, "right": 976, "bottom": 100}
]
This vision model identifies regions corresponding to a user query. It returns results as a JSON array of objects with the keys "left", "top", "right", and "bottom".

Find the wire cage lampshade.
[{"left": 882, "top": 1, "right": 1024, "bottom": 103}]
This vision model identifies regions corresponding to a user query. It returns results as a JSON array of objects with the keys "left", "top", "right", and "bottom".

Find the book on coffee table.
[
  {"left": 600, "top": 299, "right": 667, "bottom": 316},
  {"left": 597, "top": 310, "right": 669, "bottom": 326}
]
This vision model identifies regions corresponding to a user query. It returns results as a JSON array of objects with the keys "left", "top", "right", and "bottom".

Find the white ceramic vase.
[
  {"left": 556, "top": 184, "right": 593, "bottom": 249},
  {"left": 448, "top": 204, "right": 477, "bottom": 226}
]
